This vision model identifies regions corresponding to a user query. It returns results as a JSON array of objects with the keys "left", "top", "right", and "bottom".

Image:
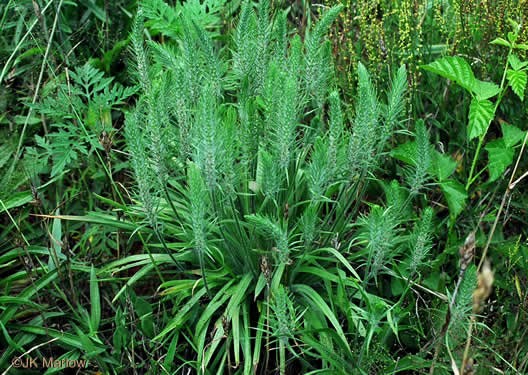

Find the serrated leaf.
[
  {"left": 506, "top": 69, "right": 527, "bottom": 101},
  {"left": 490, "top": 37, "right": 511, "bottom": 47},
  {"left": 508, "top": 55, "right": 528, "bottom": 71},
  {"left": 439, "top": 180, "right": 467, "bottom": 219},
  {"left": 485, "top": 139, "right": 515, "bottom": 182},
  {"left": 391, "top": 141, "right": 417, "bottom": 166},
  {"left": 501, "top": 122, "right": 526, "bottom": 147},
  {"left": 431, "top": 151, "right": 457, "bottom": 181},
  {"left": 472, "top": 80, "right": 500, "bottom": 100},
  {"left": 468, "top": 98, "right": 495, "bottom": 140},
  {"left": 501, "top": 122, "right": 526, "bottom": 148},
  {"left": 422, "top": 56, "right": 475, "bottom": 92}
]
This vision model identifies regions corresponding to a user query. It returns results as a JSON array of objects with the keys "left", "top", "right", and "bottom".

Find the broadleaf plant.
[{"left": 422, "top": 20, "right": 528, "bottom": 218}]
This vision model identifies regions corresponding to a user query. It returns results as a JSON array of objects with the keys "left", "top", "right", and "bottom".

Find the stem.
[
  {"left": 264, "top": 286, "right": 270, "bottom": 374},
  {"left": 279, "top": 340, "right": 286, "bottom": 375},
  {"left": 465, "top": 135, "right": 484, "bottom": 191}
]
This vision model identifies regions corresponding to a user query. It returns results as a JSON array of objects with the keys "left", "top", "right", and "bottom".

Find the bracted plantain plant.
[{"left": 30, "top": 0, "right": 440, "bottom": 373}]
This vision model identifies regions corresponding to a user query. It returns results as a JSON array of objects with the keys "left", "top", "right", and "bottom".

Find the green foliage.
[
  {"left": 1, "top": 1, "right": 528, "bottom": 374},
  {"left": 112, "top": 1, "right": 426, "bottom": 372},
  {"left": 422, "top": 21, "right": 528, "bottom": 220},
  {"left": 33, "top": 63, "right": 135, "bottom": 177}
]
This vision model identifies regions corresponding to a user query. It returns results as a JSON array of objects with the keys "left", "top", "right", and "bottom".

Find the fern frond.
[
  {"left": 255, "top": 0, "right": 271, "bottom": 92},
  {"left": 192, "top": 20, "right": 224, "bottom": 97},
  {"left": 147, "top": 81, "right": 170, "bottom": 190},
  {"left": 382, "top": 179, "right": 408, "bottom": 220},
  {"left": 188, "top": 162, "right": 210, "bottom": 249},
  {"left": 273, "top": 10, "right": 288, "bottom": 61},
  {"left": 310, "top": 5, "right": 343, "bottom": 47},
  {"left": 270, "top": 285, "right": 298, "bottom": 343},
  {"left": 140, "top": 0, "right": 180, "bottom": 39},
  {"left": 275, "top": 73, "right": 298, "bottom": 170},
  {"left": 449, "top": 264, "right": 477, "bottom": 343},
  {"left": 303, "top": 6, "right": 342, "bottom": 110}
]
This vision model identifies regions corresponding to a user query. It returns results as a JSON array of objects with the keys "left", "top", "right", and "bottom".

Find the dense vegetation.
[{"left": 1, "top": 0, "right": 528, "bottom": 374}]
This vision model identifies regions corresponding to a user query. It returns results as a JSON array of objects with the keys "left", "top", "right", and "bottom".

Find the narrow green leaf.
[
  {"left": 81, "top": 0, "right": 109, "bottom": 23},
  {"left": 155, "top": 287, "right": 208, "bottom": 340},
  {"left": 0, "top": 297, "right": 41, "bottom": 309},
  {"left": 90, "top": 265, "right": 101, "bottom": 333},
  {"left": 490, "top": 37, "right": 511, "bottom": 47},
  {"left": 0, "top": 192, "right": 33, "bottom": 213},
  {"left": 12, "top": 324, "right": 106, "bottom": 353},
  {"left": 52, "top": 213, "right": 137, "bottom": 231},
  {"left": 112, "top": 264, "right": 155, "bottom": 303},
  {"left": 0, "top": 270, "right": 58, "bottom": 325},
  {"left": 241, "top": 303, "right": 252, "bottom": 375},
  {"left": 232, "top": 305, "right": 241, "bottom": 365},
  {"left": 226, "top": 274, "right": 253, "bottom": 319},
  {"left": 254, "top": 273, "right": 267, "bottom": 301},
  {"left": 252, "top": 307, "right": 266, "bottom": 370},
  {"left": 293, "top": 284, "right": 351, "bottom": 352},
  {"left": 49, "top": 215, "right": 62, "bottom": 271}
]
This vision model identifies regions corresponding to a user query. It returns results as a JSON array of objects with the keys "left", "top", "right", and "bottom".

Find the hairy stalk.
[{"left": 279, "top": 340, "right": 286, "bottom": 375}]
